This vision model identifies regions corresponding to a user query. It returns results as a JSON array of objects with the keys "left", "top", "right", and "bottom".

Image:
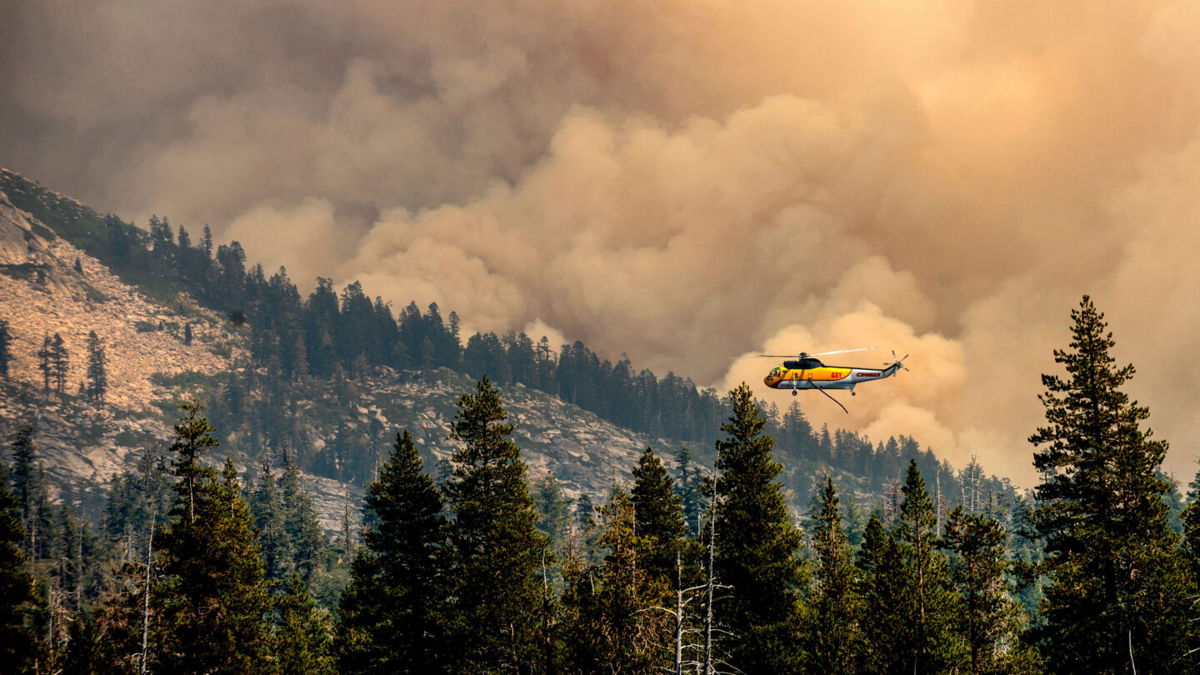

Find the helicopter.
[{"left": 760, "top": 348, "right": 908, "bottom": 413}]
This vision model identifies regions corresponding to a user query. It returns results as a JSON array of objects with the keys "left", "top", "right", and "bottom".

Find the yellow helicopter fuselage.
[{"left": 763, "top": 358, "right": 898, "bottom": 392}]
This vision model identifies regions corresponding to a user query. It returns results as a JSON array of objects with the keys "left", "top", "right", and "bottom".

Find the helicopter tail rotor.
[{"left": 888, "top": 350, "right": 910, "bottom": 372}]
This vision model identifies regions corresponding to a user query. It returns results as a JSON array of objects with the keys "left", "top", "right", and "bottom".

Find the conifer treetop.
[
  {"left": 1031, "top": 295, "right": 1170, "bottom": 525},
  {"left": 449, "top": 376, "right": 519, "bottom": 469}
]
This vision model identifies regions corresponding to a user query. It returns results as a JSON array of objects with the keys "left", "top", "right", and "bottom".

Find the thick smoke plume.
[{"left": 4, "top": 1, "right": 1199, "bottom": 483}]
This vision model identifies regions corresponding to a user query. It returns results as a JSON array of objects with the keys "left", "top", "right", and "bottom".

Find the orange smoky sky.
[{"left": 3, "top": 1, "right": 1198, "bottom": 485}]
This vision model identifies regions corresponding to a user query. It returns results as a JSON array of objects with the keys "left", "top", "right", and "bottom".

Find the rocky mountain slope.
[
  {"left": 0, "top": 184, "right": 241, "bottom": 410},
  {"left": 1, "top": 169, "right": 995, "bottom": 536},
  {"left": 0, "top": 171, "right": 683, "bottom": 528}
]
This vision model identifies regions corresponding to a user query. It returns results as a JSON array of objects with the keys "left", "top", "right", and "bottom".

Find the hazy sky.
[{"left": 4, "top": 0, "right": 1199, "bottom": 484}]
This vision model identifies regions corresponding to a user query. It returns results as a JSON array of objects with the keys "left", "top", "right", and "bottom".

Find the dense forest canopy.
[{"left": 2, "top": 295, "right": 1195, "bottom": 672}]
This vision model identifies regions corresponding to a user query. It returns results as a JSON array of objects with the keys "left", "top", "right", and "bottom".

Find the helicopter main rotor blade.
[
  {"left": 809, "top": 347, "right": 874, "bottom": 357},
  {"left": 757, "top": 354, "right": 799, "bottom": 358}
]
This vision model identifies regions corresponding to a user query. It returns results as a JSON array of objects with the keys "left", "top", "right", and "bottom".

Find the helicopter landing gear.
[
  {"left": 851, "top": 390, "right": 856, "bottom": 396},
  {"left": 792, "top": 390, "right": 798, "bottom": 397}
]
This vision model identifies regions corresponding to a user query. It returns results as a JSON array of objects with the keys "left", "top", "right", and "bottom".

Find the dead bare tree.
[
  {"left": 645, "top": 551, "right": 709, "bottom": 674},
  {"left": 140, "top": 514, "right": 154, "bottom": 675},
  {"left": 699, "top": 468, "right": 737, "bottom": 675}
]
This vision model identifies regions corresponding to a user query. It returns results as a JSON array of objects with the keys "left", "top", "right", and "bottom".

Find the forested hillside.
[
  {"left": 0, "top": 167, "right": 1014, "bottom": 507},
  {"left": 2, "top": 294, "right": 1196, "bottom": 672}
]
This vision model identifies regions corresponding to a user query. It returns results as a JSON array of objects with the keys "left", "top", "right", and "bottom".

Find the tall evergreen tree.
[
  {"left": 531, "top": 473, "right": 572, "bottom": 556},
  {"left": 0, "top": 460, "right": 35, "bottom": 670},
  {"left": 444, "top": 377, "right": 547, "bottom": 672},
  {"left": 890, "top": 460, "right": 962, "bottom": 673},
  {"left": 154, "top": 403, "right": 271, "bottom": 672},
  {"left": 201, "top": 224, "right": 214, "bottom": 259},
  {"left": 276, "top": 573, "right": 335, "bottom": 675},
  {"left": 805, "top": 476, "right": 864, "bottom": 674},
  {"left": 49, "top": 333, "right": 68, "bottom": 394},
  {"left": 942, "top": 506, "right": 1037, "bottom": 674},
  {"left": 631, "top": 447, "right": 686, "bottom": 591},
  {"left": 8, "top": 425, "right": 42, "bottom": 559},
  {"left": 85, "top": 330, "right": 107, "bottom": 403},
  {"left": 278, "top": 459, "right": 324, "bottom": 582},
  {"left": 713, "top": 383, "right": 805, "bottom": 673},
  {"left": 857, "top": 514, "right": 904, "bottom": 673},
  {"left": 338, "top": 430, "right": 451, "bottom": 674},
  {"left": 674, "top": 447, "right": 703, "bottom": 537},
  {"left": 1180, "top": 468, "right": 1200, "bottom": 574},
  {"left": 561, "top": 489, "right": 669, "bottom": 672},
  {"left": 174, "top": 224, "right": 190, "bottom": 251},
  {"left": 103, "top": 444, "right": 170, "bottom": 561},
  {"left": 249, "top": 462, "right": 288, "bottom": 584},
  {"left": 1031, "top": 296, "right": 1194, "bottom": 672},
  {"left": 37, "top": 334, "right": 53, "bottom": 392},
  {"left": 0, "top": 318, "right": 11, "bottom": 379}
]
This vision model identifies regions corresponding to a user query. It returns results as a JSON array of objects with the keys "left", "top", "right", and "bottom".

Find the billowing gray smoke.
[{"left": 4, "top": 0, "right": 1199, "bottom": 484}]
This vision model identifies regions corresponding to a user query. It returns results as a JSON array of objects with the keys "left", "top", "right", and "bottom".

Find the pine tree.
[
  {"left": 674, "top": 447, "right": 703, "bottom": 537},
  {"left": 249, "top": 462, "right": 288, "bottom": 583},
  {"left": 176, "top": 224, "right": 192, "bottom": 250},
  {"left": 0, "top": 460, "right": 35, "bottom": 670},
  {"left": 183, "top": 323, "right": 193, "bottom": 346},
  {"left": 1031, "top": 296, "right": 1194, "bottom": 672},
  {"left": 85, "top": 330, "right": 107, "bottom": 403},
  {"left": 890, "top": 460, "right": 962, "bottom": 672},
  {"left": 713, "top": 383, "right": 805, "bottom": 673},
  {"left": 276, "top": 573, "right": 335, "bottom": 675},
  {"left": 0, "top": 319, "right": 11, "bottom": 379},
  {"left": 805, "top": 476, "right": 865, "bottom": 673},
  {"left": 9, "top": 425, "right": 42, "bottom": 560},
  {"left": 575, "top": 493, "right": 595, "bottom": 528},
  {"left": 532, "top": 472, "right": 573, "bottom": 556},
  {"left": 338, "top": 430, "right": 451, "bottom": 673},
  {"left": 104, "top": 444, "right": 170, "bottom": 562},
  {"left": 154, "top": 403, "right": 271, "bottom": 672},
  {"left": 857, "top": 514, "right": 904, "bottom": 673},
  {"left": 1181, "top": 469, "right": 1200, "bottom": 575},
  {"left": 37, "top": 335, "right": 53, "bottom": 392},
  {"left": 444, "top": 377, "right": 547, "bottom": 671},
  {"left": 278, "top": 459, "right": 324, "bottom": 582},
  {"left": 562, "top": 489, "right": 669, "bottom": 672},
  {"left": 632, "top": 448, "right": 686, "bottom": 592},
  {"left": 942, "top": 506, "right": 1038, "bottom": 674},
  {"left": 49, "top": 333, "right": 68, "bottom": 394}
]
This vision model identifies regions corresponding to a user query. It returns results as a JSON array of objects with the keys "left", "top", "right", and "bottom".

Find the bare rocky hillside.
[
  {"left": 0, "top": 183, "right": 242, "bottom": 410},
  {"left": 0, "top": 174, "right": 683, "bottom": 530}
]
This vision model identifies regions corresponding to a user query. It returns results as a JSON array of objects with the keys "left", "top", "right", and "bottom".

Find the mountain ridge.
[
  {"left": 0, "top": 168, "right": 1019, "bottom": 531},
  {"left": 0, "top": 173, "right": 707, "bottom": 527}
]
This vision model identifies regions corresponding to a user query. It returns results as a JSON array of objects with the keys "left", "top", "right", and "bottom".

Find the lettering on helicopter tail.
[{"left": 856, "top": 371, "right": 881, "bottom": 378}]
